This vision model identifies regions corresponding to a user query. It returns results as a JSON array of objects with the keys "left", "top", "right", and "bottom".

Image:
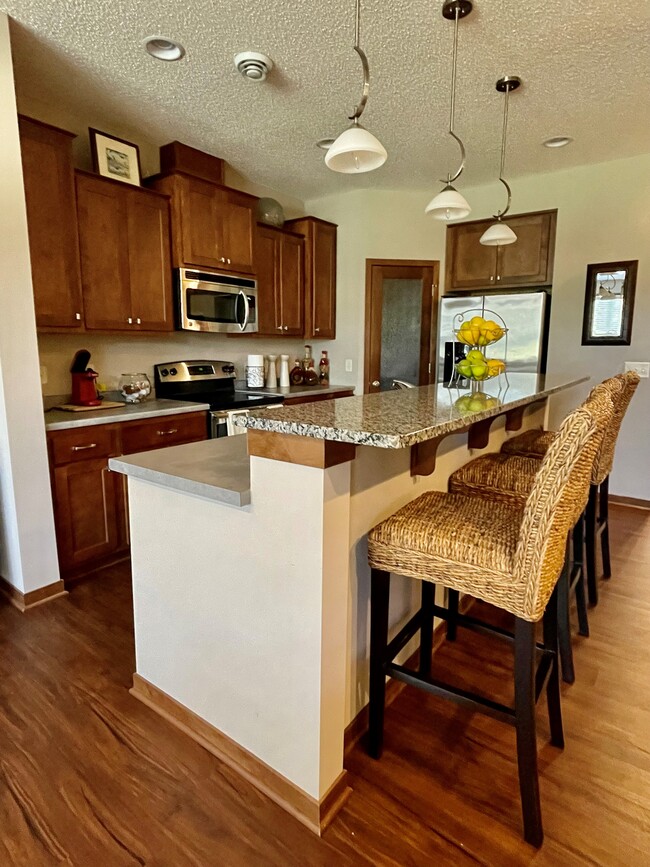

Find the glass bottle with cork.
[
  {"left": 318, "top": 351, "right": 330, "bottom": 386},
  {"left": 302, "top": 344, "right": 318, "bottom": 385}
]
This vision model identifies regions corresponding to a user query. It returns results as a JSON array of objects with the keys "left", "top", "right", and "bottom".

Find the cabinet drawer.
[
  {"left": 120, "top": 412, "right": 207, "bottom": 454},
  {"left": 50, "top": 425, "right": 116, "bottom": 466}
]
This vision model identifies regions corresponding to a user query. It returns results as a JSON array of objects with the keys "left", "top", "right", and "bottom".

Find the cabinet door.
[
  {"left": 256, "top": 226, "right": 281, "bottom": 335},
  {"left": 312, "top": 221, "right": 337, "bottom": 338},
  {"left": 76, "top": 174, "right": 132, "bottom": 330},
  {"left": 446, "top": 222, "right": 498, "bottom": 290},
  {"left": 178, "top": 176, "right": 222, "bottom": 269},
  {"left": 127, "top": 190, "right": 174, "bottom": 331},
  {"left": 220, "top": 188, "right": 256, "bottom": 274},
  {"left": 52, "top": 458, "right": 122, "bottom": 571},
  {"left": 19, "top": 117, "right": 84, "bottom": 329},
  {"left": 497, "top": 212, "right": 555, "bottom": 287},
  {"left": 279, "top": 233, "right": 304, "bottom": 336}
]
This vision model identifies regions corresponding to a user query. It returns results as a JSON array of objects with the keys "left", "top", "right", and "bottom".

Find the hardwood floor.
[{"left": 0, "top": 504, "right": 648, "bottom": 865}]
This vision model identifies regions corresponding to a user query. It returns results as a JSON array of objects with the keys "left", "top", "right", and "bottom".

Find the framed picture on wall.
[
  {"left": 581, "top": 260, "right": 637, "bottom": 346},
  {"left": 89, "top": 128, "right": 142, "bottom": 186}
]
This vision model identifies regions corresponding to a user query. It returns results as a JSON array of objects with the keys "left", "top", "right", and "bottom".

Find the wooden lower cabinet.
[
  {"left": 52, "top": 458, "right": 125, "bottom": 573},
  {"left": 48, "top": 412, "right": 207, "bottom": 581}
]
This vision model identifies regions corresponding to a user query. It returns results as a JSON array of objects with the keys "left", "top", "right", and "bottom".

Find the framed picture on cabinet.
[
  {"left": 89, "top": 128, "right": 142, "bottom": 186},
  {"left": 581, "top": 260, "right": 637, "bottom": 346}
]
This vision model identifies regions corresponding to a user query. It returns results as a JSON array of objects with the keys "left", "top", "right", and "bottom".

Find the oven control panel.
[{"left": 155, "top": 360, "right": 236, "bottom": 382}]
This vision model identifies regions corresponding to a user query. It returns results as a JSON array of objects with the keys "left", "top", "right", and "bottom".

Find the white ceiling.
[{"left": 6, "top": 0, "right": 650, "bottom": 201}]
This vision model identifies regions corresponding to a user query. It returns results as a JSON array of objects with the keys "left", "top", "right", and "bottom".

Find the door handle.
[
  {"left": 372, "top": 380, "right": 380, "bottom": 387},
  {"left": 238, "top": 291, "right": 250, "bottom": 331}
]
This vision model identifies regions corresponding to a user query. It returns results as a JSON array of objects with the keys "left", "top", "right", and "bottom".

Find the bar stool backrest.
[
  {"left": 512, "top": 397, "right": 608, "bottom": 621},
  {"left": 592, "top": 371, "right": 640, "bottom": 485}
]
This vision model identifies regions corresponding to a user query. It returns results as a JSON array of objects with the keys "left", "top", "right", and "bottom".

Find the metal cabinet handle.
[
  {"left": 219, "top": 256, "right": 226, "bottom": 263},
  {"left": 496, "top": 275, "right": 501, "bottom": 281},
  {"left": 314, "top": 327, "right": 320, "bottom": 333},
  {"left": 489, "top": 276, "right": 494, "bottom": 283},
  {"left": 127, "top": 317, "right": 133, "bottom": 324},
  {"left": 157, "top": 428, "right": 178, "bottom": 436},
  {"left": 136, "top": 317, "right": 141, "bottom": 324},
  {"left": 71, "top": 443, "right": 97, "bottom": 451},
  {"left": 75, "top": 312, "right": 82, "bottom": 320},
  {"left": 372, "top": 380, "right": 380, "bottom": 387},
  {"left": 277, "top": 325, "right": 283, "bottom": 330},
  {"left": 227, "top": 258, "right": 231, "bottom": 265},
  {"left": 283, "top": 325, "right": 288, "bottom": 331}
]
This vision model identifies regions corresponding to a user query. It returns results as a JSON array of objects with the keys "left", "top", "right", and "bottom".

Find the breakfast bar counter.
[{"left": 111, "top": 373, "right": 588, "bottom": 835}]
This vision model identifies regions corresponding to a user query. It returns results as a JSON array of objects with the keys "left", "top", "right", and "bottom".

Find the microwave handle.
[{"left": 238, "top": 291, "right": 250, "bottom": 331}]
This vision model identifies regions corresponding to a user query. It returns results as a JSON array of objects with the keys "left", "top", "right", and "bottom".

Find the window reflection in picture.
[{"left": 582, "top": 260, "right": 637, "bottom": 346}]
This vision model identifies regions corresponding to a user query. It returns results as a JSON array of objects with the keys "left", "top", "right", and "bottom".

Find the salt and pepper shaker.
[
  {"left": 279, "top": 355, "right": 290, "bottom": 388},
  {"left": 265, "top": 355, "right": 278, "bottom": 388}
]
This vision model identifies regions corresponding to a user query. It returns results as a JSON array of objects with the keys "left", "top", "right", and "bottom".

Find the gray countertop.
[
  {"left": 237, "top": 373, "right": 589, "bottom": 448},
  {"left": 109, "top": 435, "right": 251, "bottom": 507},
  {"left": 234, "top": 383, "right": 354, "bottom": 400},
  {"left": 45, "top": 399, "right": 210, "bottom": 431}
]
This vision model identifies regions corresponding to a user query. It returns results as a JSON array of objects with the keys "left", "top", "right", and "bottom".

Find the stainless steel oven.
[{"left": 177, "top": 268, "right": 258, "bottom": 334}]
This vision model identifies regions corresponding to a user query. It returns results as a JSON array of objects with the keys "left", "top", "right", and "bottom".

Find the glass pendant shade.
[
  {"left": 324, "top": 124, "right": 387, "bottom": 174},
  {"left": 479, "top": 221, "right": 517, "bottom": 246},
  {"left": 425, "top": 184, "right": 471, "bottom": 221}
]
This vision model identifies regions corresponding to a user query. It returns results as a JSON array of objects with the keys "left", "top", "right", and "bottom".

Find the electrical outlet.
[
  {"left": 345, "top": 358, "right": 353, "bottom": 373},
  {"left": 39, "top": 365, "right": 48, "bottom": 385},
  {"left": 625, "top": 361, "right": 650, "bottom": 378}
]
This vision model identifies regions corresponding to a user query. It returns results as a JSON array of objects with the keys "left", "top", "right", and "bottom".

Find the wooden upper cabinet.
[
  {"left": 148, "top": 173, "right": 256, "bottom": 275},
  {"left": 445, "top": 209, "right": 557, "bottom": 292},
  {"left": 255, "top": 224, "right": 304, "bottom": 336},
  {"left": 286, "top": 217, "right": 337, "bottom": 339},
  {"left": 18, "top": 116, "right": 84, "bottom": 329},
  {"left": 76, "top": 171, "right": 173, "bottom": 331},
  {"left": 76, "top": 173, "right": 131, "bottom": 330},
  {"left": 126, "top": 191, "right": 173, "bottom": 331},
  {"left": 279, "top": 232, "right": 304, "bottom": 336}
]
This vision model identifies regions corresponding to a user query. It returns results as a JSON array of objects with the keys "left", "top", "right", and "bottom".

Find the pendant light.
[
  {"left": 480, "top": 76, "right": 521, "bottom": 246},
  {"left": 325, "top": 0, "right": 387, "bottom": 173},
  {"left": 425, "top": 0, "right": 473, "bottom": 221}
]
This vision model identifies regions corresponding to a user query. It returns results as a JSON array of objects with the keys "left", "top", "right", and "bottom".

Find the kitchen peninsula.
[{"left": 111, "top": 374, "right": 586, "bottom": 834}]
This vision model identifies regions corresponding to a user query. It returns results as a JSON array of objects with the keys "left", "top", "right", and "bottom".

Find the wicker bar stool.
[
  {"left": 501, "top": 372, "right": 640, "bottom": 604},
  {"left": 367, "top": 404, "right": 598, "bottom": 847},
  {"left": 447, "top": 385, "right": 616, "bottom": 684}
]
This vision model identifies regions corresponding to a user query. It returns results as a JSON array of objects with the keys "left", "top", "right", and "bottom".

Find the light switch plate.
[
  {"left": 345, "top": 358, "right": 353, "bottom": 373},
  {"left": 625, "top": 361, "right": 650, "bottom": 378},
  {"left": 40, "top": 365, "right": 48, "bottom": 385}
]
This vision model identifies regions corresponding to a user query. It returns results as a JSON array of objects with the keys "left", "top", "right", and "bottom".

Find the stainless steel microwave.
[{"left": 176, "top": 268, "right": 258, "bottom": 334}]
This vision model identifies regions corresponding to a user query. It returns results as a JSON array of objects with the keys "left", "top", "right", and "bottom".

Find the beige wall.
[
  {"left": 0, "top": 14, "right": 59, "bottom": 593},
  {"left": 307, "top": 155, "right": 650, "bottom": 499}
]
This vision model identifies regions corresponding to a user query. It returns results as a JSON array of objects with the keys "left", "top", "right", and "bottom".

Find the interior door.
[{"left": 364, "top": 260, "right": 439, "bottom": 393}]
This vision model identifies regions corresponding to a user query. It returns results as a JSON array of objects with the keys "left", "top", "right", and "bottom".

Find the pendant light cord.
[
  {"left": 349, "top": 0, "right": 370, "bottom": 123},
  {"left": 495, "top": 85, "right": 512, "bottom": 219},
  {"left": 441, "top": 6, "right": 467, "bottom": 185}
]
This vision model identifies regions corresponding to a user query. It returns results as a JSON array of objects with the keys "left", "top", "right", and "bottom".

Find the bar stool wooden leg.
[
  {"left": 573, "top": 514, "right": 590, "bottom": 637},
  {"left": 446, "top": 589, "right": 459, "bottom": 641},
  {"left": 600, "top": 476, "right": 612, "bottom": 579},
  {"left": 419, "top": 582, "right": 435, "bottom": 677},
  {"left": 543, "top": 584, "right": 565, "bottom": 749},
  {"left": 514, "top": 617, "right": 544, "bottom": 848},
  {"left": 368, "top": 568, "right": 391, "bottom": 759},
  {"left": 557, "top": 538, "right": 575, "bottom": 684},
  {"left": 585, "top": 484, "right": 599, "bottom": 605}
]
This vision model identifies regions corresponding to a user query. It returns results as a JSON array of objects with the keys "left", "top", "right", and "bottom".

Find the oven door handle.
[{"left": 238, "top": 291, "right": 250, "bottom": 332}]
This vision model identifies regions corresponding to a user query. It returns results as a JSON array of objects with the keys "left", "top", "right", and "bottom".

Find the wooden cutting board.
[{"left": 53, "top": 401, "right": 126, "bottom": 412}]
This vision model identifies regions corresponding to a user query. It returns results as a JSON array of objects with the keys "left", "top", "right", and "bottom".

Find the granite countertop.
[
  {"left": 109, "top": 435, "right": 250, "bottom": 507},
  {"left": 237, "top": 373, "right": 589, "bottom": 449},
  {"left": 45, "top": 399, "right": 210, "bottom": 431},
  {"left": 234, "top": 383, "right": 354, "bottom": 400}
]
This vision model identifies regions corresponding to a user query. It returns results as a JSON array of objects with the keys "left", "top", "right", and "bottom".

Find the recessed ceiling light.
[
  {"left": 543, "top": 136, "right": 573, "bottom": 149},
  {"left": 316, "top": 138, "right": 335, "bottom": 150},
  {"left": 143, "top": 36, "right": 186, "bottom": 62}
]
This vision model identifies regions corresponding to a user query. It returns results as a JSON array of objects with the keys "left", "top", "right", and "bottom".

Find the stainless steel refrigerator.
[{"left": 437, "top": 291, "right": 548, "bottom": 383}]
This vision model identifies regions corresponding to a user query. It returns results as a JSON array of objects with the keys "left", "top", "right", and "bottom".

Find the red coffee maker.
[{"left": 70, "top": 350, "right": 101, "bottom": 407}]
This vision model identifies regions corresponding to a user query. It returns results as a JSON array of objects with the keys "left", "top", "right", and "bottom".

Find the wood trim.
[
  {"left": 344, "top": 597, "right": 475, "bottom": 754},
  {"left": 247, "top": 429, "right": 356, "bottom": 468},
  {"left": 130, "top": 674, "right": 351, "bottom": 836},
  {"left": 0, "top": 576, "right": 68, "bottom": 612},
  {"left": 283, "top": 390, "right": 354, "bottom": 407},
  {"left": 609, "top": 495, "right": 650, "bottom": 511}
]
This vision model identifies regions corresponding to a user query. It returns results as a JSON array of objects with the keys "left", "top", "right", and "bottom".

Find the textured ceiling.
[{"left": 5, "top": 0, "right": 650, "bottom": 201}]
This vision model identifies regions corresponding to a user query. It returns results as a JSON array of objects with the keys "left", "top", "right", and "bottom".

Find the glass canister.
[{"left": 119, "top": 373, "right": 151, "bottom": 403}]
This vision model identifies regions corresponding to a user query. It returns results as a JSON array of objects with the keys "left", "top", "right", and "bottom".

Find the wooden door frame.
[{"left": 363, "top": 258, "right": 440, "bottom": 394}]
